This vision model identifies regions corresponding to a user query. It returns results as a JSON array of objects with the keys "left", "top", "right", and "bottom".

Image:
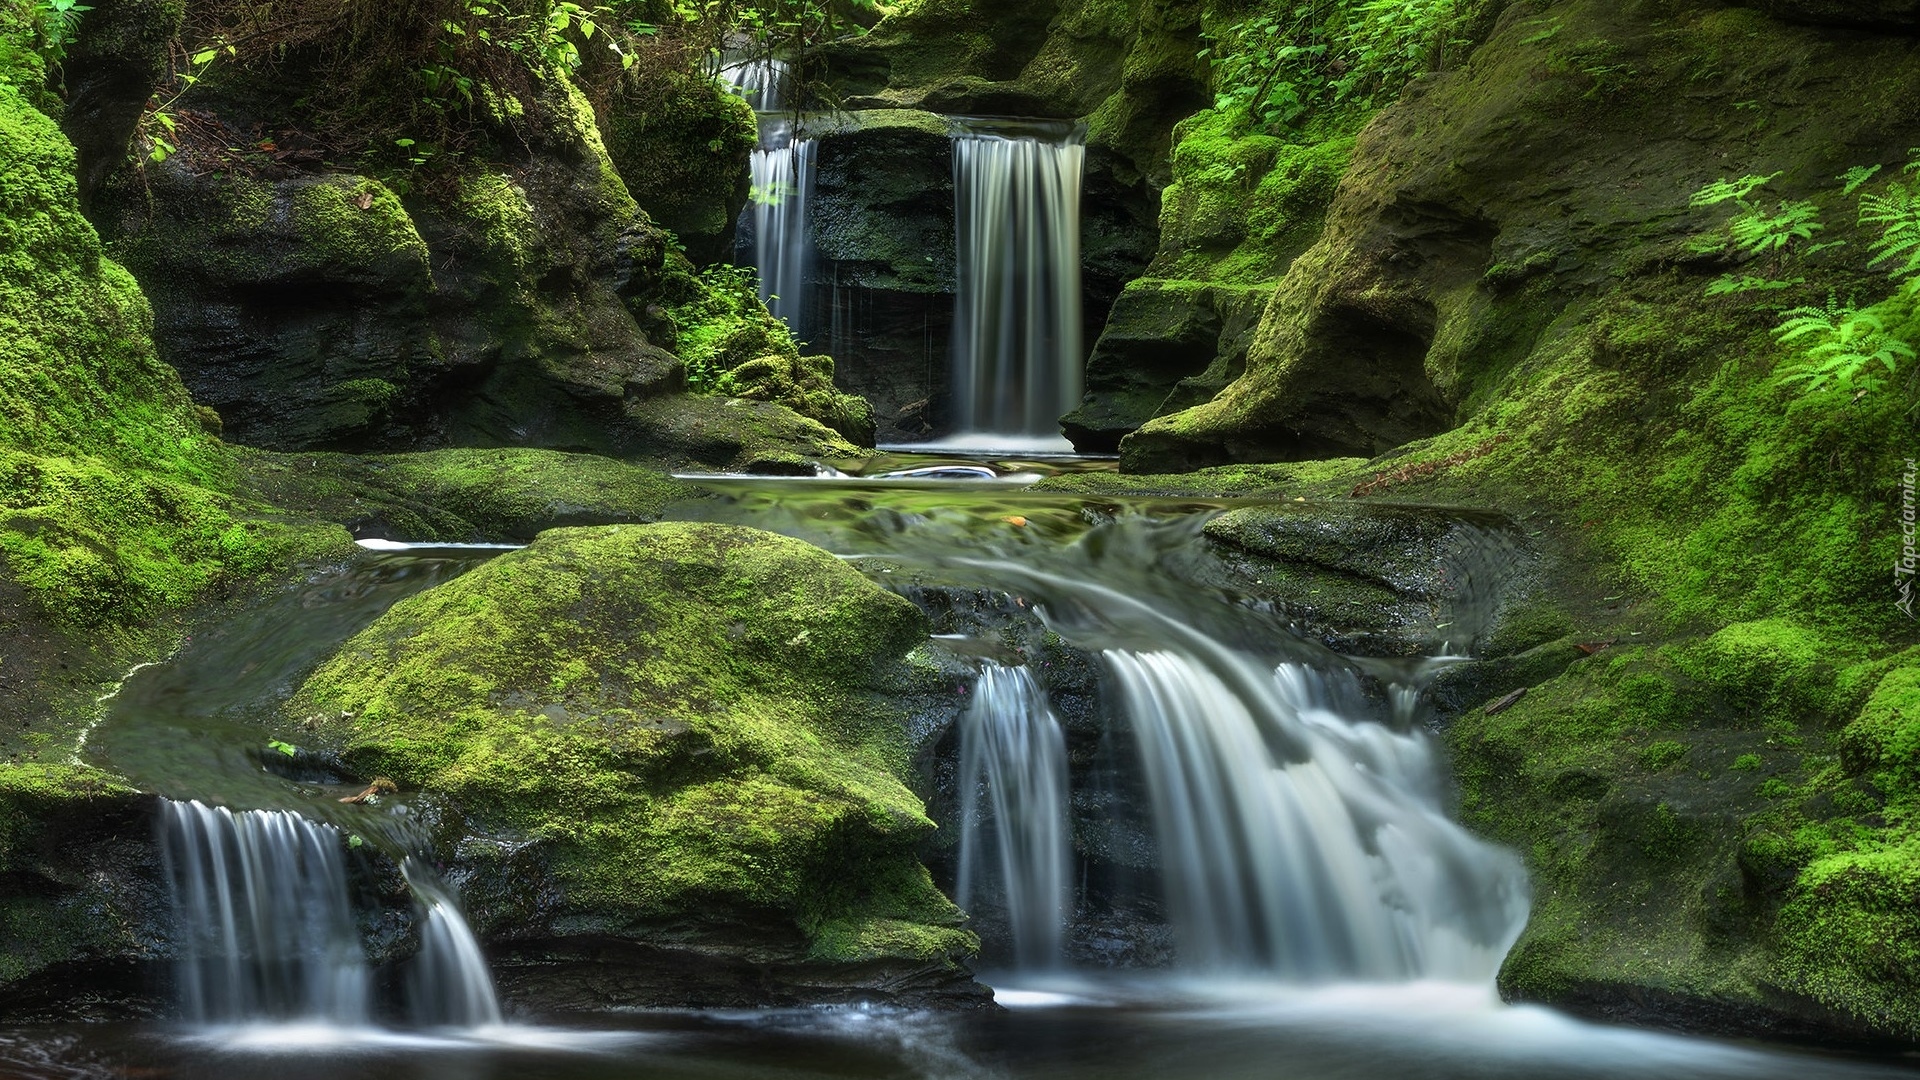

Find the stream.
[{"left": 5, "top": 454, "right": 1912, "bottom": 1078}]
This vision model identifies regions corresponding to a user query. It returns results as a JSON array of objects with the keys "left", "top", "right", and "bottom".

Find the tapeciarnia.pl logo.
[{"left": 1900, "top": 458, "right": 1917, "bottom": 619}]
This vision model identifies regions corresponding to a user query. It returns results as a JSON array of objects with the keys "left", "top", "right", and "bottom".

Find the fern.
[
  {"left": 1704, "top": 273, "right": 1797, "bottom": 297},
  {"left": 1690, "top": 173, "right": 1778, "bottom": 208},
  {"left": 1773, "top": 299, "right": 1916, "bottom": 394},
  {"left": 1728, "top": 200, "right": 1822, "bottom": 255},
  {"left": 1859, "top": 179, "right": 1920, "bottom": 280},
  {"left": 1840, "top": 164, "right": 1883, "bottom": 196}
]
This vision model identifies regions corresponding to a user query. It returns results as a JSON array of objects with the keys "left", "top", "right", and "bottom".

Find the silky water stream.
[{"left": 2, "top": 462, "right": 1913, "bottom": 1079}]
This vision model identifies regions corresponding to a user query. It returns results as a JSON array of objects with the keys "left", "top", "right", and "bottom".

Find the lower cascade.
[
  {"left": 948, "top": 125, "right": 1085, "bottom": 447},
  {"left": 158, "top": 800, "right": 373, "bottom": 1024},
  {"left": 1106, "top": 652, "right": 1530, "bottom": 979},
  {"left": 404, "top": 860, "right": 504, "bottom": 1027},
  {"left": 955, "top": 664, "right": 1071, "bottom": 968},
  {"left": 157, "top": 799, "right": 502, "bottom": 1027}
]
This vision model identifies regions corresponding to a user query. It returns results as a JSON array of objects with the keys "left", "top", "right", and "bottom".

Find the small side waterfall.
[
  {"left": 949, "top": 128, "right": 1085, "bottom": 447},
  {"left": 955, "top": 664, "right": 1071, "bottom": 967},
  {"left": 158, "top": 800, "right": 372, "bottom": 1024},
  {"left": 404, "top": 860, "right": 504, "bottom": 1027},
  {"left": 717, "top": 54, "right": 790, "bottom": 111},
  {"left": 1105, "top": 652, "right": 1529, "bottom": 980},
  {"left": 744, "top": 123, "right": 816, "bottom": 335},
  {"left": 159, "top": 799, "right": 503, "bottom": 1028}
]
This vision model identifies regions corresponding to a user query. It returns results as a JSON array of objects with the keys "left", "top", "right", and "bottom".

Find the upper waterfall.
[{"left": 948, "top": 124, "right": 1086, "bottom": 451}]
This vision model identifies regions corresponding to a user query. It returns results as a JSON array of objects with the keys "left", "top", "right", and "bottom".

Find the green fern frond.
[
  {"left": 1860, "top": 182, "right": 1920, "bottom": 279},
  {"left": 1772, "top": 299, "right": 1916, "bottom": 394},
  {"left": 1690, "top": 172, "right": 1779, "bottom": 208},
  {"left": 1841, "top": 164, "right": 1883, "bottom": 196}
]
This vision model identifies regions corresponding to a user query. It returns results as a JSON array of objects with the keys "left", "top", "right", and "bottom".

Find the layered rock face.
[{"left": 790, "top": 0, "right": 1205, "bottom": 441}]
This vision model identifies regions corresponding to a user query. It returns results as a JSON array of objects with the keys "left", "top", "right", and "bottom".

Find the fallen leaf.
[
  {"left": 1485, "top": 687, "right": 1528, "bottom": 715},
  {"left": 355, "top": 191, "right": 374, "bottom": 210},
  {"left": 1003, "top": 515, "right": 1027, "bottom": 527}
]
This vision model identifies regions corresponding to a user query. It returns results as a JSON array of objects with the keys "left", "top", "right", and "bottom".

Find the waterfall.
[
  {"left": 158, "top": 800, "right": 372, "bottom": 1024},
  {"left": 717, "top": 54, "right": 789, "bottom": 111},
  {"left": 949, "top": 128, "right": 1085, "bottom": 448},
  {"left": 404, "top": 859, "right": 504, "bottom": 1027},
  {"left": 743, "top": 123, "right": 815, "bottom": 335},
  {"left": 1104, "top": 652, "right": 1530, "bottom": 980},
  {"left": 955, "top": 664, "right": 1071, "bottom": 967},
  {"left": 158, "top": 799, "right": 503, "bottom": 1027}
]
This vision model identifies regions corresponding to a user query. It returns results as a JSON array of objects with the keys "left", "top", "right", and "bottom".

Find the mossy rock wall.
[
  {"left": 602, "top": 69, "right": 757, "bottom": 264},
  {"left": 804, "top": 109, "right": 957, "bottom": 440},
  {"left": 1081, "top": 0, "right": 1920, "bottom": 1042},
  {"left": 0, "top": 61, "right": 350, "bottom": 1010},
  {"left": 79, "top": 29, "right": 867, "bottom": 462},
  {"left": 292, "top": 522, "right": 981, "bottom": 1007}
]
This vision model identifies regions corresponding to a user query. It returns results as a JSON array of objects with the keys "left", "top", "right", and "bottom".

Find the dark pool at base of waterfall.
[{"left": 2, "top": 981, "right": 1913, "bottom": 1080}]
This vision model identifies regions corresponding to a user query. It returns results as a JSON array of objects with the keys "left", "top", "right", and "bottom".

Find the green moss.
[
  {"left": 293, "top": 523, "right": 967, "bottom": 963},
  {"left": 660, "top": 262, "right": 876, "bottom": 445},
  {"left": 1150, "top": 109, "right": 1355, "bottom": 285},
  {"left": 245, "top": 446, "right": 692, "bottom": 542},
  {"left": 603, "top": 71, "right": 756, "bottom": 259},
  {"left": 1640, "top": 740, "right": 1690, "bottom": 771},
  {"left": 452, "top": 170, "right": 538, "bottom": 273},
  {"left": 290, "top": 177, "right": 429, "bottom": 270},
  {"left": 0, "top": 85, "right": 351, "bottom": 639},
  {"left": 0, "top": 765, "right": 133, "bottom": 864}
]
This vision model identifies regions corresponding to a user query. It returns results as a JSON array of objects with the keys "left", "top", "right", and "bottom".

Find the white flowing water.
[
  {"left": 949, "top": 129, "right": 1085, "bottom": 449},
  {"left": 404, "top": 859, "right": 504, "bottom": 1027},
  {"left": 159, "top": 799, "right": 503, "bottom": 1028},
  {"left": 744, "top": 125, "right": 815, "bottom": 334},
  {"left": 956, "top": 664, "right": 1071, "bottom": 967},
  {"left": 717, "top": 54, "right": 790, "bottom": 111},
  {"left": 936, "top": 550, "right": 1530, "bottom": 981},
  {"left": 158, "top": 800, "right": 372, "bottom": 1024},
  {"left": 1105, "top": 652, "right": 1529, "bottom": 979}
]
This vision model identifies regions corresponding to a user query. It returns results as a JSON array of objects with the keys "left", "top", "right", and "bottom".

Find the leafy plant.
[
  {"left": 28, "top": 0, "right": 90, "bottom": 66},
  {"left": 1859, "top": 174, "right": 1920, "bottom": 280},
  {"left": 1727, "top": 199, "right": 1822, "bottom": 255},
  {"left": 1840, "top": 164, "right": 1883, "bottom": 196},
  {"left": 1202, "top": 0, "right": 1463, "bottom": 131},
  {"left": 1772, "top": 298, "right": 1915, "bottom": 395}
]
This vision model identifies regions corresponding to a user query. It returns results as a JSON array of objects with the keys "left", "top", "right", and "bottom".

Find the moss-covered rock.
[
  {"left": 658, "top": 260, "right": 877, "bottom": 445},
  {"left": 603, "top": 69, "right": 757, "bottom": 264},
  {"left": 241, "top": 447, "right": 695, "bottom": 543},
  {"left": 0, "top": 78, "right": 350, "bottom": 749},
  {"left": 89, "top": 32, "right": 872, "bottom": 461},
  {"left": 0, "top": 765, "right": 164, "bottom": 1019},
  {"left": 1064, "top": 110, "right": 1353, "bottom": 450},
  {"left": 290, "top": 522, "right": 979, "bottom": 1006}
]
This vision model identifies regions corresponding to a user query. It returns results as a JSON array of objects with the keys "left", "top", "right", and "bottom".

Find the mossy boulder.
[
  {"left": 291, "top": 522, "right": 980, "bottom": 1007},
  {"left": 603, "top": 69, "right": 757, "bottom": 264},
  {"left": 1448, "top": 637, "right": 1920, "bottom": 1042},
  {"left": 658, "top": 261, "right": 876, "bottom": 445},
  {"left": 0, "top": 765, "right": 165, "bottom": 1019}
]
